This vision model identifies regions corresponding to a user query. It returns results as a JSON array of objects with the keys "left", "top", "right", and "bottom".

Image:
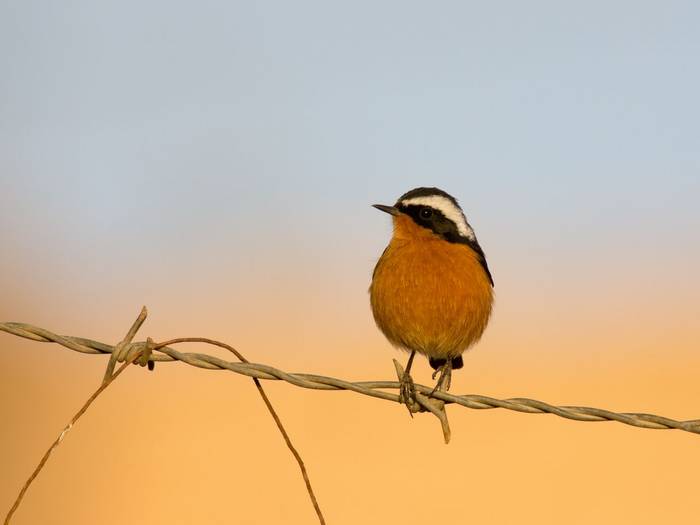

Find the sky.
[{"left": 1, "top": 2, "right": 699, "bottom": 524}]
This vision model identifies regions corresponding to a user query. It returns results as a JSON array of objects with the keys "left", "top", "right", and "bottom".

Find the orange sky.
[{"left": 2, "top": 266, "right": 699, "bottom": 524}]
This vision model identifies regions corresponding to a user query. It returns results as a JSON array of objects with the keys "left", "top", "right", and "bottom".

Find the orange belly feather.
[{"left": 370, "top": 214, "right": 493, "bottom": 359}]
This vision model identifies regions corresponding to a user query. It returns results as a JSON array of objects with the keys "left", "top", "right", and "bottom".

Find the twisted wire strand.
[{"left": 2, "top": 321, "right": 699, "bottom": 435}]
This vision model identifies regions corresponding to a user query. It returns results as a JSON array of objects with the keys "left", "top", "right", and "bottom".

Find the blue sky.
[{"left": 1, "top": 1, "right": 698, "bottom": 321}]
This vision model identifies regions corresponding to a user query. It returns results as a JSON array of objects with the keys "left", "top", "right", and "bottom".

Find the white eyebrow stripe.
[{"left": 401, "top": 195, "right": 476, "bottom": 240}]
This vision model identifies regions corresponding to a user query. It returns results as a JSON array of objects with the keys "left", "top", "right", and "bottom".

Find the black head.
[
  {"left": 388, "top": 187, "right": 476, "bottom": 244},
  {"left": 373, "top": 187, "right": 494, "bottom": 286}
]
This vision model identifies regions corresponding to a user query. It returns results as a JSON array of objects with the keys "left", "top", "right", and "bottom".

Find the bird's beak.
[{"left": 372, "top": 204, "right": 400, "bottom": 216}]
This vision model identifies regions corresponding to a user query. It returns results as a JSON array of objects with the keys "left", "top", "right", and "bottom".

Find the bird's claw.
[{"left": 430, "top": 361, "right": 453, "bottom": 396}]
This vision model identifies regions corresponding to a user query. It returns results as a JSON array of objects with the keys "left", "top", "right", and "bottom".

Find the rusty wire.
[{"left": 2, "top": 320, "right": 699, "bottom": 435}]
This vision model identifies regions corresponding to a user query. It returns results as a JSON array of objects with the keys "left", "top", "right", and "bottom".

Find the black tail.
[{"left": 429, "top": 355, "right": 463, "bottom": 371}]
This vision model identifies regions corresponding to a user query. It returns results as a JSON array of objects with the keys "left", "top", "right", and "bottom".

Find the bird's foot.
[{"left": 430, "top": 361, "right": 453, "bottom": 396}]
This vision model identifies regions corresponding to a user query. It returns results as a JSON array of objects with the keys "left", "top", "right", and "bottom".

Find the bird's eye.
[{"left": 420, "top": 208, "right": 433, "bottom": 219}]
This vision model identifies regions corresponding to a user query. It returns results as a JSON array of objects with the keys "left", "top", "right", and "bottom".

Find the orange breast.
[{"left": 370, "top": 214, "right": 493, "bottom": 359}]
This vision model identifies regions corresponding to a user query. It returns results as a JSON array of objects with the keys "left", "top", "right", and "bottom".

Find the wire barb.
[
  {"left": 103, "top": 306, "right": 148, "bottom": 382},
  {"left": 393, "top": 359, "right": 451, "bottom": 443}
]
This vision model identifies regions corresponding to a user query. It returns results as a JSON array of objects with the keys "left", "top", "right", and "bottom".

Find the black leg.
[{"left": 405, "top": 350, "right": 416, "bottom": 375}]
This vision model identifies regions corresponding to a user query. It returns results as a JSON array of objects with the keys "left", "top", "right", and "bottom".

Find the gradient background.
[{"left": 1, "top": 2, "right": 699, "bottom": 524}]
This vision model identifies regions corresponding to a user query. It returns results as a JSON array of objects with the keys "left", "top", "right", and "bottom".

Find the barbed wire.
[
  {"left": 2, "top": 320, "right": 700, "bottom": 436},
  {"left": 1, "top": 311, "right": 326, "bottom": 525}
]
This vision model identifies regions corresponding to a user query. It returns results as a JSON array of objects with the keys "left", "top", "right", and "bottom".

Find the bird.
[{"left": 369, "top": 187, "right": 494, "bottom": 404}]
